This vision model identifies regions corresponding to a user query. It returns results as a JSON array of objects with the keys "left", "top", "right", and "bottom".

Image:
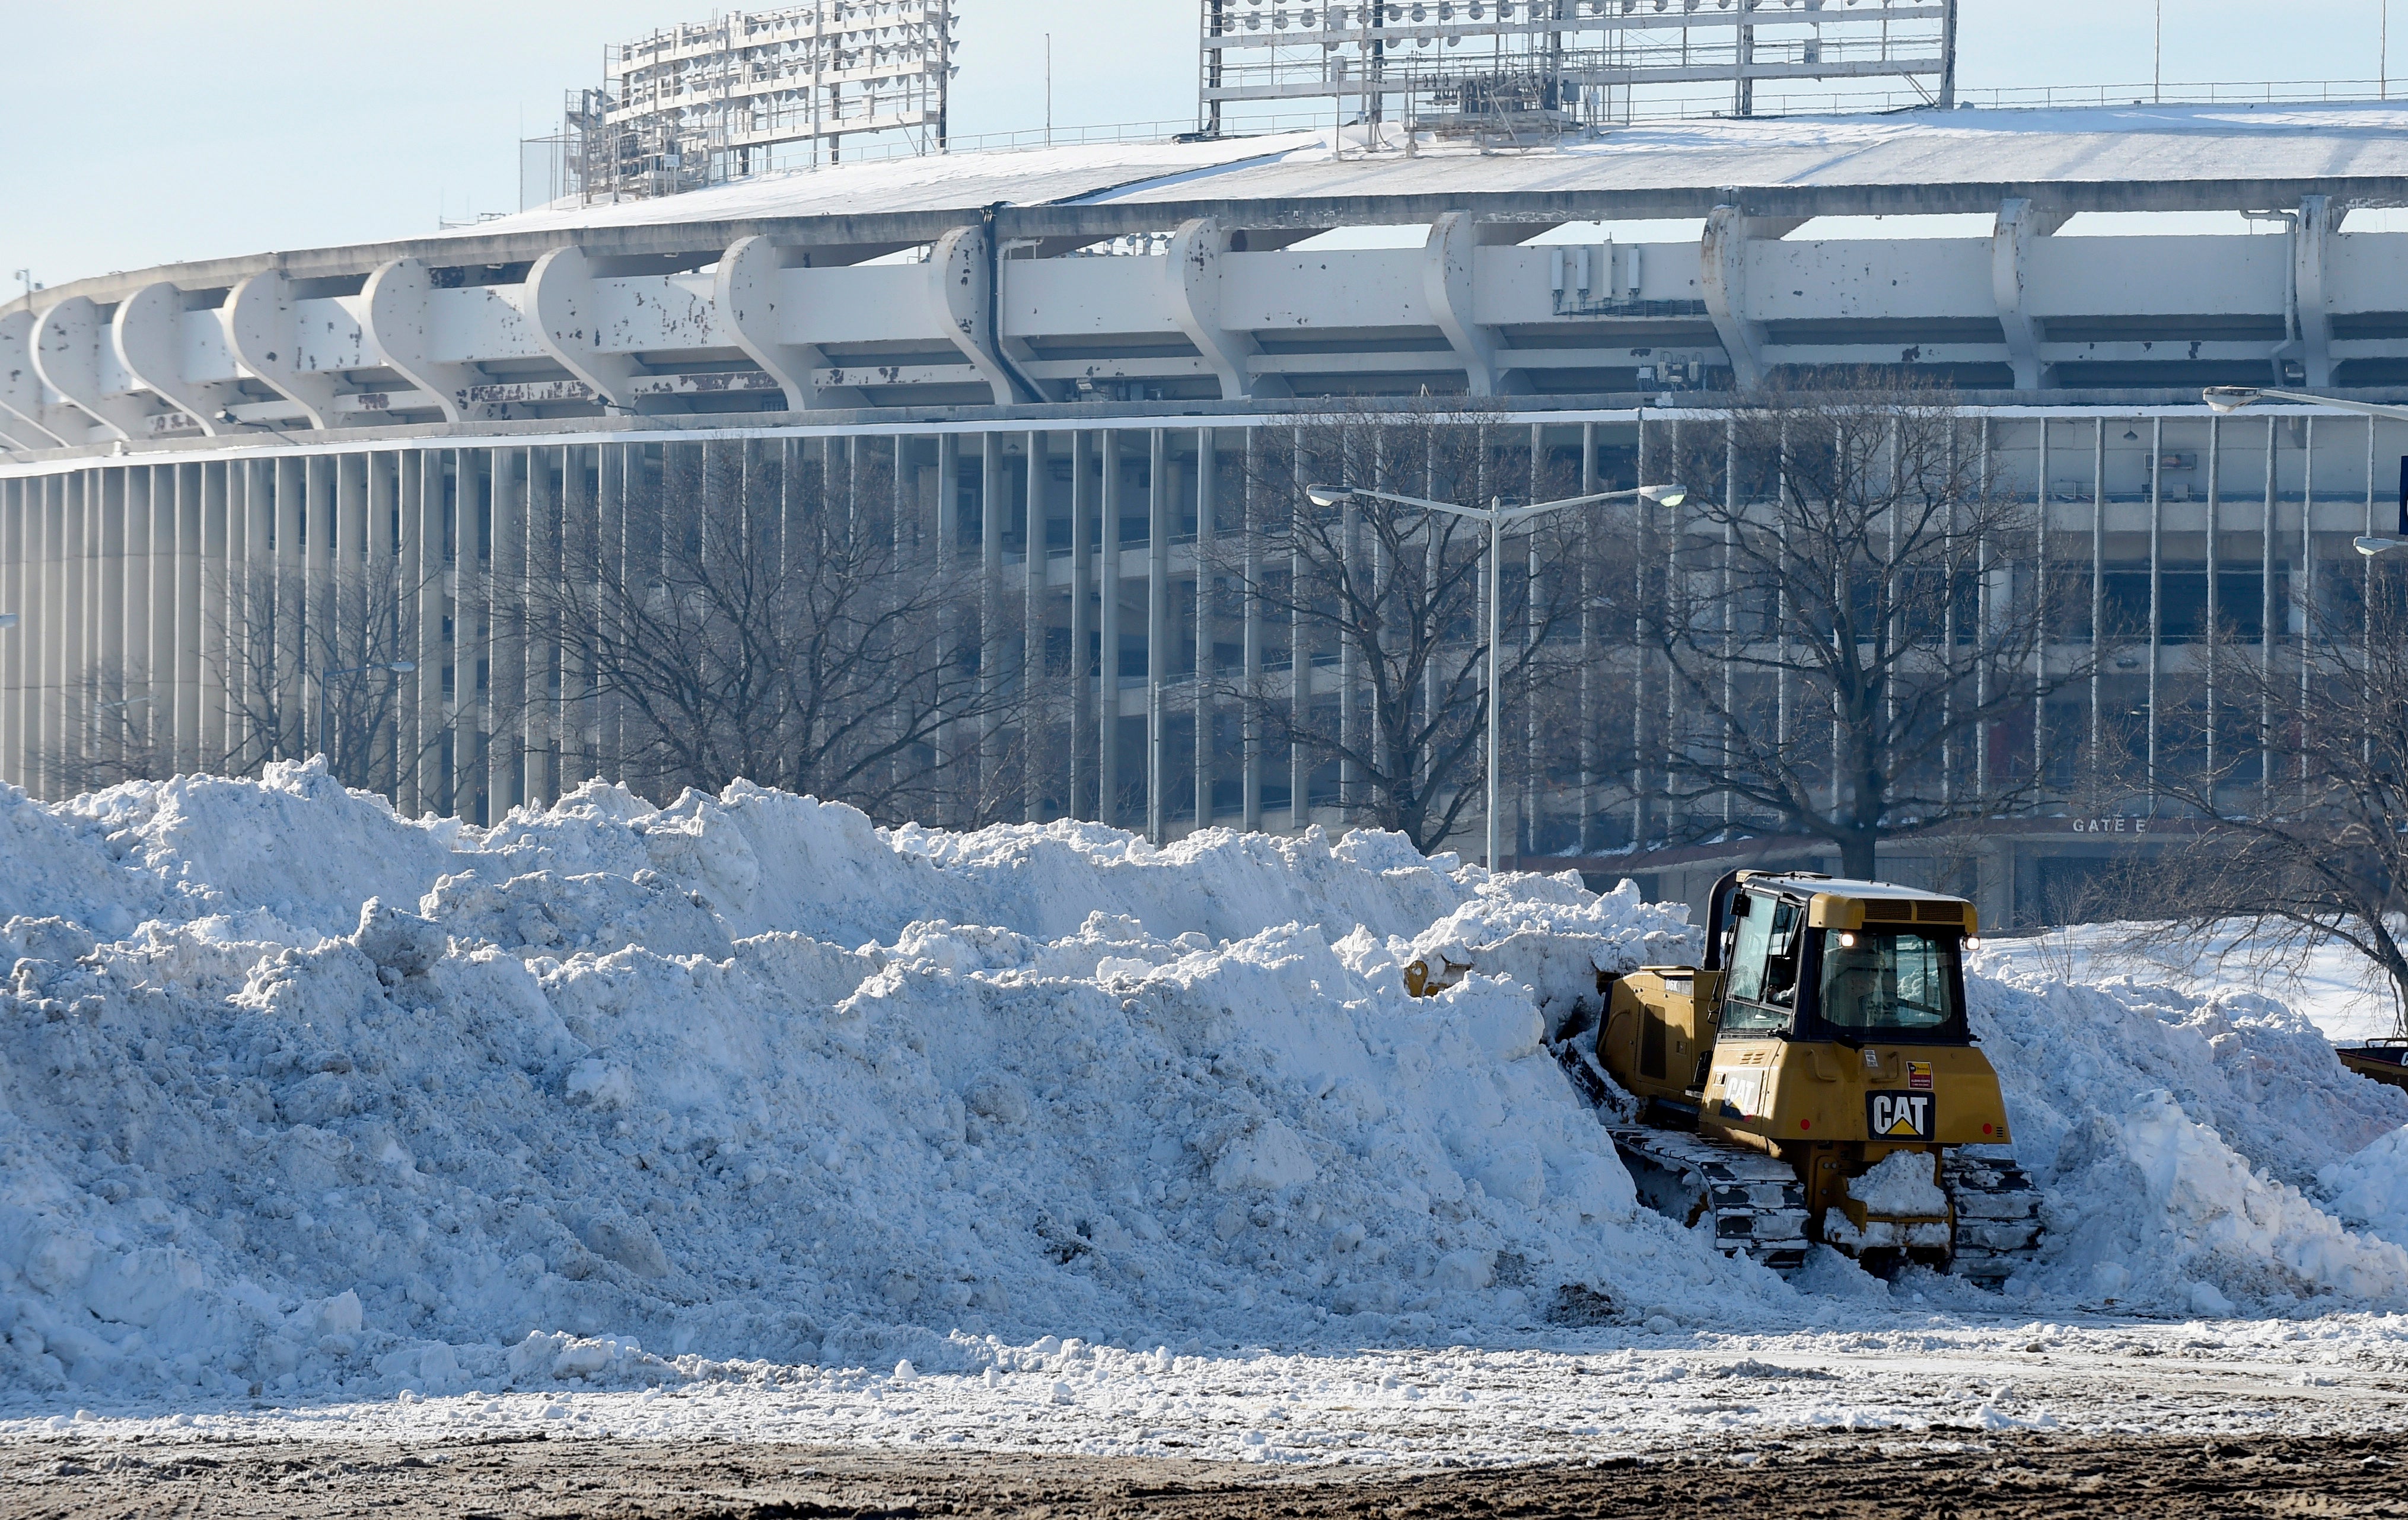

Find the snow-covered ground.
[
  {"left": 6, "top": 764, "right": 2408, "bottom": 1460},
  {"left": 1974, "top": 924, "right": 2401, "bottom": 1043}
]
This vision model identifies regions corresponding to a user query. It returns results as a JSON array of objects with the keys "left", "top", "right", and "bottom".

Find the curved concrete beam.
[
  {"left": 34, "top": 297, "right": 160, "bottom": 439},
  {"left": 2293, "top": 194, "right": 2336, "bottom": 387},
  {"left": 1990, "top": 199, "right": 2062, "bottom": 393},
  {"left": 113, "top": 282, "right": 236, "bottom": 436},
  {"left": 223, "top": 269, "right": 340, "bottom": 429},
  {"left": 714, "top": 235, "right": 865, "bottom": 411},
  {"left": 0, "top": 311, "right": 68, "bottom": 450},
  {"left": 1700, "top": 206, "right": 1768, "bottom": 390},
  {"left": 926, "top": 225, "right": 1020, "bottom": 406},
  {"left": 1165, "top": 218, "right": 1289, "bottom": 402},
  {"left": 525, "top": 244, "right": 655, "bottom": 413},
  {"left": 1422, "top": 213, "right": 1521, "bottom": 398},
  {"left": 362, "top": 259, "right": 482, "bottom": 423}
]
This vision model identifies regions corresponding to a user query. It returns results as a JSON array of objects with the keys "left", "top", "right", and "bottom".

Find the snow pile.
[
  {"left": 1402, "top": 875, "right": 1691, "bottom": 1035},
  {"left": 0, "top": 763, "right": 1762, "bottom": 1407},
  {"left": 1966, "top": 967, "right": 2408, "bottom": 1312},
  {"left": 2318, "top": 1127, "right": 2408, "bottom": 1248},
  {"left": 14, "top": 761, "right": 2408, "bottom": 1414}
]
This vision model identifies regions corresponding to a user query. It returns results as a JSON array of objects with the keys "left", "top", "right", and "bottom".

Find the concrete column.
[
  {"left": 2032, "top": 422, "right": 2048, "bottom": 794},
  {"left": 525, "top": 447, "right": 557, "bottom": 808},
  {"left": 1099, "top": 431, "right": 1123, "bottom": 827},
  {"left": 365, "top": 453, "right": 399, "bottom": 796},
  {"left": 1147, "top": 428, "right": 1169, "bottom": 845},
  {"left": 490, "top": 450, "right": 525, "bottom": 820},
  {"left": 40, "top": 476, "right": 67, "bottom": 795},
  {"left": 96, "top": 469, "right": 129, "bottom": 773},
  {"left": 980, "top": 432, "right": 1004, "bottom": 805},
  {"left": 119, "top": 468, "right": 148, "bottom": 769},
  {"left": 1069, "top": 430, "right": 1093, "bottom": 820},
  {"left": 226, "top": 460, "right": 260, "bottom": 770},
  {"left": 1337, "top": 482, "right": 1357, "bottom": 820},
  {"left": 562, "top": 445, "right": 594, "bottom": 791},
  {"left": 306, "top": 457, "right": 340, "bottom": 757},
  {"left": 172, "top": 464, "right": 202, "bottom": 776},
  {"left": 1290, "top": 431, "right": 1309, "bottom": 831},
  {"left": 65, "top": 472, "right": 92, "bottom": 783},
  {"left": 415, "top": 451, "right": 450, "bottom": 813},
  {"left": 1023, "top": 429, "right": 1046, "bottom": 823},
  {"left": 2088, "top": 419, "right": 2104, "bottom": 780},
  {"left": 273, "top": 458, "right": 305, "bottom": 761},
  {"left": 2146, "top": 417, "right": 2163, "bottom": 808},
  {"left": 145, "top": 466, "right": 176, "bottom": 766},
  {"left": 1195, "top": 426, "right": 1216, "bottom": 833},
  {"left": 936, "top": 434, "right": 960, "bottom": 817},
  {"left": 2261, "top": 416, "right": 2277, "bottom": 811},
  {"left": 1578, "top": 422, "right": 1597, "bottom": 852},
  {"left": 96, "top": 469, "right": 127, "bottom": 779},
  {"left": 1241, "top": 426, "right": 1263, "bottom": 833},
  {"left": 0, "top": 478, "right": 20, "bottom": 788},
  {"left": 197, "top": 460, "right": 230, "bottom": 770},
  {"left": 598, "top": 443, "right": 629, "bottom": 788}
]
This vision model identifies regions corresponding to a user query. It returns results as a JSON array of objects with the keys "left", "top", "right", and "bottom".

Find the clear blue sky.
[{"left": 2, "top": 0, "right": 2395, "bottom": 291}]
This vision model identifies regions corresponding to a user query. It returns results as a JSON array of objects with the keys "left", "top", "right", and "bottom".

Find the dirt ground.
[{"left": 4, "top": 1432, "right": 2405, "bottom": 1519}]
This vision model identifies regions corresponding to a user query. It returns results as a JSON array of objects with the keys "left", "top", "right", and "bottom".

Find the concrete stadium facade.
[{"left": 7, "top": 104, "right": 2408, "bottom": 927}]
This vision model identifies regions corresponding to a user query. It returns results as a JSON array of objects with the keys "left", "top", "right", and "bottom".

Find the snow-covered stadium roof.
[
  {"left": 12, "top": 103, "right": 2408, "bottom": 317},
  {"left": 462, "top": 102, "right": 2408, "bottom": 242}
]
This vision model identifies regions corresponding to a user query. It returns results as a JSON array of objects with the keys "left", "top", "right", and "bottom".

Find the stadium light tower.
[
  {"left": 2205, "top": 387, "right": 2408, "bottom": 555},
  {"left": 1305, "top": 480, "right": 1686, "bottom": 872}
]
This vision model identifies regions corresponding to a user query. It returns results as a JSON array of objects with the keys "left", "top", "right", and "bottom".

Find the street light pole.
[
  {"left": 2203, "top": 387, "right": 2408, "bottom": 554},
  {"left": 1305, "top": 479, "right": 1686, "bottom": 872}
]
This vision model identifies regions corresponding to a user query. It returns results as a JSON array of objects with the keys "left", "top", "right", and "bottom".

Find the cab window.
[
  {"left": 1815, "top": 929, "right": 1965, "bottom": 1037},
  {"left": 1722, "top": 893, "right": 1803, "bottom": 1034}
]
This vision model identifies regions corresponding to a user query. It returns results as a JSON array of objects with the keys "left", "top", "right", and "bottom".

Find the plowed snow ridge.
[{"left": 1, "top": 761, "right": 2404, "bottom": 1410}]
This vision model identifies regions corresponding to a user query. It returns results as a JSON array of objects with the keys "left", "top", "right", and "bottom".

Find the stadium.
[{"left": 5, "top": 2, "right": 2408, "bottom": 929}]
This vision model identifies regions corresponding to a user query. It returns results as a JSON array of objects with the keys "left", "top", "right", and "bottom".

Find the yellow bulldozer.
[{"left": 1442, "top": 868, "right": 2043, "bottom": 1283}]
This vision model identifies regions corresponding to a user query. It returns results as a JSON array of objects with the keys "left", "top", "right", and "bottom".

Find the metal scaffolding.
[
  {"left": 561, "top": 2, "right": 958, "bottom": 205},
  {"left": 1197, "top": 0, "right": 1957, "bottom": 138}
]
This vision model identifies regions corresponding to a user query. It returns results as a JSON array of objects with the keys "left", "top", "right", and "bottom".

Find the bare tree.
[
  {"left": 537, "top": 439, "right": 1015, "bottom": 824},
  {"left": 1212, "top": 406, "right": 1635, "bottom": 855},
  {"left": 1649, "top": 374, "right": 2097, "bottom": 880},
  {"left": 2123, "top": 557, "right": 2408, "bottom": 1031},
  {"left": 212, "top": 562, "right": 448, "bottom": 799}
]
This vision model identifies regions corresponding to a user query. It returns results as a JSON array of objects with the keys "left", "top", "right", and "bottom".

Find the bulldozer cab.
[{"left": 1707, "top": 872, "right": 1974, "bottom": 1047}]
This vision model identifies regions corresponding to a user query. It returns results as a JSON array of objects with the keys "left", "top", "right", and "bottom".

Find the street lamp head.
[
  {"left": 1639, "top": 484, "right": 1687, "bottom": 508},
  {"left": 1304, "top": 485, "right": 1350, "bottom": 508},
  {"left": 2355, "top": 536, "right": 2408, "bottom": 557},
  {"left": 2202, "top": 386, "right": 2262, "bottom": 414}
]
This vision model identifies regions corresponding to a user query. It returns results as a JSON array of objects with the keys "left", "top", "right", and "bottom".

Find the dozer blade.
[
  {"left": 1942, "top": 1151, "right": 2045, "bottom": 1287},
  {"left": 1610, "top": 1127, "right": 1813, "bottom": 1275}
]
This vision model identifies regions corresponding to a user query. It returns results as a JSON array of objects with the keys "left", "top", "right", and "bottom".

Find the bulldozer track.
[
  {"left": 1943, "top": 1149, "right": 2046, "bottom": 1285},
  {"left": 1608, "top": 1127, "right": 1814, "bottom": 1274}
]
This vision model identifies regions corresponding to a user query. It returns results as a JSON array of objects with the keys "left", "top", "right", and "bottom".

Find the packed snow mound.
[
  {"left": 1, "top": 763, "right": 1760, "bottom": 1408},
  {"left": 1967, "top": 965, "right": 2408, "bottom": 1312},
  {"left": 1403, "top": 874, "right": 1692, "bottom": 1036},
  {"left": 2318, "top": 1126, "right": 2408, "bottom": 1250}
]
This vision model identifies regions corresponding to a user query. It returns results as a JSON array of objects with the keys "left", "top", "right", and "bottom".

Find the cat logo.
[
  {"left": 1908, "top": 1060, "right": 1934, "bottom": 1091},
  {"left": 1867, "top": 1091, "right": 1936, "bottom": 1139}
]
